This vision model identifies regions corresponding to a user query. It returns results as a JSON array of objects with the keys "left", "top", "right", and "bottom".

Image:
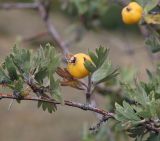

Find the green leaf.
[
  {"left": 155, "top": 100, "right": 160, "bottom": 118},
  {"left": 146, "top": 133, "right": 160, "bottom": 141},
  {"left": 42, "top": 102, "right": 48, "bottom": 111},
  {"left": 137, "top": 106, "right": 152, "bottom": 118},
  {"left": 119, "top": 67, "right": 137, "bottom": 84},
  {"left": 47, "top": 103, "right": 54, "bottom": 113},
  {"left": 40, "top": 102, "right": 57, "bottom": 113},
  {"left": 115, "top": 102, "right": 141, "bottom": 122},
  {"left": 124, "top": 84, "right": 150, "bottom": 107},
  {"left": 123, "top": 101, "right": 141, "bottom": 121},
  {"left": 92, "top": 60, "right": 118, "bottom": 84},
  {"left": 88, "top": 50, "right": 98, "bottom": 66},
  {"left": 14, "top": 79, "right": 23, "bottom": 92},
  {"left": 37, "top": 101, "right": 43, "bottom": 108},
  {"left": 0, "top": 43, "right": 62, "bottom": 114},
  {"left": 95, "top": 46, "right": 109, "bottom": 68},
  {"left": 33, "top": 44, "right": 60, "bottom": 84},
  {"left": 136, "top": 86, "right": 150, "bottom": 107},
  {"left": 10, "top": 46, "right": 31, "bottom": 75},
  {"left": 86, "top": 46, "right": 109, "bottom": 71},
  {"left": 146, "top": 69, "right": 153, "bottom": 80},
  {"left": 84, "top": 60, "right": 96, "bottom": 73},
  {"left": 85, "top": 46, "right": 118, "bottom": 85},
  {"left": 73, "top": 0, "right": 88, "bottom": 14},
  {"left": 4, "top": 57, "right": 18, "bottom": 81},
  {"left": 136, "top": 0, "right": 159, "bottom": 13},
  {"left": 33, "top": 47, "right": 48, "bottom": 82},
  {"left": 0, "top": 68, "right": 11, "bottom": 84},
  {"left": 34, "top": 67, "right": 47, "bottom": 84},
  {"left": 85, "top": 46, "right": 113, "bottom": 78},
  {"left": 135, "top": 0, "right": 146, "bottom": 7},
  {"left": 143, "top": 0, "right": 159, "bottom": 13},
  {"left": 47, "top": 44, "right": 60, "bottom": 75},
  {"left": 50, "top": 75, "right": 62, "bottom": 102},
  {"left": 127, "top": 125, "right": 145, "bottom": 139},
  {"left": 146, "top": 32, "right": 160, "bottom": 53}
]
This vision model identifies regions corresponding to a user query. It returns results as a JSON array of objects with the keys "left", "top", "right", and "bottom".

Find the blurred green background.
[{"left": 0, "top": 0, "right": 154, "bottom": 141}]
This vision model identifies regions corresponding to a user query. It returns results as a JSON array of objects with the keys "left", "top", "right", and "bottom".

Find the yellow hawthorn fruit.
[
  {"left": 122, "top": 2, "right": 143, "bottom": 24},
  {"left": 67, "top": 53, "right": 91, "bottom": 79}
]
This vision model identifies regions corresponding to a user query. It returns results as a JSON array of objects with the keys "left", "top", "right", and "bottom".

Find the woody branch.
[
  {"left": 0, "top": 2, "right": 38, "bottom": 9},
  {"left": 0, "top": 0, "right": 70, "bottom": 55},
  {"left": 0, "top": 93, "right": 114, "bottom": 118},
  {"left": 0, "top": 93, "right": 160, "bottom": 133}
]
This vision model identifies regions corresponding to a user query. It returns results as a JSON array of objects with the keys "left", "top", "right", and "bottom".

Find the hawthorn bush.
[{"left": 0, "top": 0, "right": 160, "bottom": 141}]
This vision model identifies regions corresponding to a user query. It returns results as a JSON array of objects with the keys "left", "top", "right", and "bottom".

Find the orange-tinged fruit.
[
  {"left": 122, "top": 2, "right": 143, "bottom": 24},
  {"left": 67, "top": 53, "right": 91, "bottom": 79},
  {"left": 128, "top": 2, "right": 143, "bottom": 13}
]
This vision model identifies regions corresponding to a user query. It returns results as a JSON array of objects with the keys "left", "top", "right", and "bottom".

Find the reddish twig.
[
  {"left": 145, "top": 123, "right": 160, "bottom": 133},
  {"left": 0, "top": 93, "right": 114, "bottom": 117},
  {"left": 143, "top": 120, "right": 160, "bottom": 133},
  {"left": 1, "top": 93, "right": 160, "bottom": 133}
]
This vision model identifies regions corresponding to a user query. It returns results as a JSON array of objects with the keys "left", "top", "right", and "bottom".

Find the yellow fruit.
[
  {"left": 128, "top": 2, "right": 143, "bottom": 13},
  {"left": 67, "top": 53, "right": 91, "bottom": 79},
  {"left": 122, "top": 2, "right": 143, "bottom": 24}
]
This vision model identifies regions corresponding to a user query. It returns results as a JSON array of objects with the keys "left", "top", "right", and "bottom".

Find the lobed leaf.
[{"left": 92, "top": 60, "right": 118, "bottom": 84}]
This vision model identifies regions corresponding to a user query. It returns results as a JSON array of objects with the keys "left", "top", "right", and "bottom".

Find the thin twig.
[
  {"left": 145, "top": 123, "right": 160, "bottom": 133},
  {"left": 0, "top": 2, "right": 38, "bottom": 9},
  {"left": 2, "top": 92, "right": 158, "bottom": 134},
  {"left": 37, "top": 0, "right": 69, "bottom": 55},
  {"left": 143, "top": 120, "right": 160, "bottom": 133},
  {"left": 0, "top": 93, "right": 114, "bottom": 117}
]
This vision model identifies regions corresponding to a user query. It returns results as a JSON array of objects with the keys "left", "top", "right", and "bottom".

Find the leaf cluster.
[
  {"left": 0, "top": 43, "right": 61, "bottom": 113},
  {"left": 84, "top": 46, "right": 118, "bottom": 85},
  {"left": 145, "top": 29, "right": 160, "bottom": 53},
  {"left": 136, "top": 0, "right": 159, "bottom": 14},
  {"left": 115, "top": 69, "right": 160, "bottom": 140},
  {"left": 61, "top": 0, "right": 123, "bottom": 28}
]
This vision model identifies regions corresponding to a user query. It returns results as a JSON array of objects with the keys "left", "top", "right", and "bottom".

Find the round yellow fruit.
[
  {"left": 67, "top": 53, "right": 91, "bottom": 79},
  {"left": 122, "top": 2, "right": 143, "bottom": 24}
]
